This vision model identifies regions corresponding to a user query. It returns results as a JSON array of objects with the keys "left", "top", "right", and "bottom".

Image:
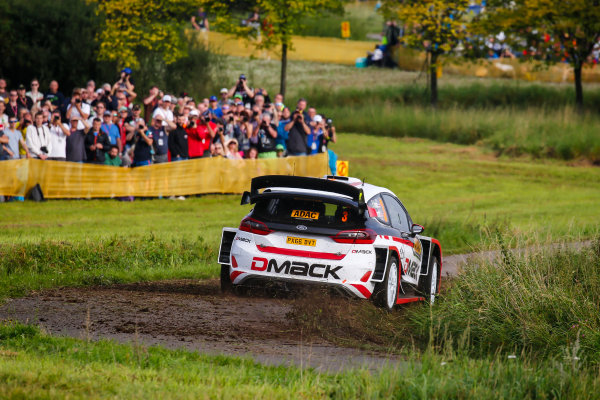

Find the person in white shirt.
[
  {"left": 66, "top": 88, "right": 91, "bottom": 130},
  {"left": 26, "top": 79, "right": 44, "bottom": 110},
  {"left": 152, "top": 95, "right": 176, "bottom": 130},
  {"left": 47, "top": 110, "right": 70, "bottom": 161},
  {"left": 26, "top": 112, "right": 52, "bottom": 159}
]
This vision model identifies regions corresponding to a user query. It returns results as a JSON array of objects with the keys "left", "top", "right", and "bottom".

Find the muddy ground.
[
  {"left": 0, "top": 279, "right": 411, "bottom": 372},
  {"left": 0, "top": 253, "right": 476, "bottom": 371}
]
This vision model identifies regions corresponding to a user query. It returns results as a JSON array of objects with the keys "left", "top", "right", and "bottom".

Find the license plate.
[
  {"left": 291, "top": 210, "right": 319, "bottom": 220},
  {"left": 286, "top": 236, "right": 317, "bottom": 247}
]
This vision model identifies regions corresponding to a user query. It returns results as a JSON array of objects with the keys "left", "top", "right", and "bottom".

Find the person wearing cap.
[
  {"left": 225, "top": 138, "right": 243, "bottom": 160},
  {"left": 228, "top": 74, "right": 254, "bottom": 105},
  {"left": 149, "top": 114, "right": 169, "bottom": 164},
  {"left": 232, "top": 93, "right": 244, "bottom": 106},
  {"left": 218, "top": 88, "right": 232, "bottom": 107},
  {"left": 152, "top": 95, "right": 176, "bottom": 130},
  {"left": 3, "top": 116, "right": 30, "bottom": 159},
  {"left": 16, "top": 84, "right": 33, "bottom": 110},
  {"left": 207, "top": 95, "right": 223, "bottom": 119},
  {"left": 66, "top": 88, "right": 91, "bottom": 130},
  {"left": 275, "top": 144, "right": 285, "bottom": 158},
  {"left": 307, "top": 115, "right": 325, "bottom": 155},
  {"left": 100, "top": 110, "right": 122, "bottom": 153},
  {"left": 112, "top": 67, "right": 136, "bottom": 98},
  {"left": 47, "top": 110, "right": 70, "bottom": 161}
]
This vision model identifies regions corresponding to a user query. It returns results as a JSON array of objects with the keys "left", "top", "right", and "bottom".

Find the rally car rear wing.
[{"left": 241, "top": 175, "right": 365, "bottom": 206}]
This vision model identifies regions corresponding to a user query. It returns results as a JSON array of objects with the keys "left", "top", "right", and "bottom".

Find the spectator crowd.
[{"left": 0, "top": 71, "right": 337, "bottom": 169}]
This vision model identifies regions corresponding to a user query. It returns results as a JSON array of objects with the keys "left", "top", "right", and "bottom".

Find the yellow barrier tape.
[{"left": 0, "top": 153, "right": 329, "bottom": 198}]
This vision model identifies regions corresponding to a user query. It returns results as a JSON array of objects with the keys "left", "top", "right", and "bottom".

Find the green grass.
[
  {"left": 0, "top": 135, "right": 598, "bottom": 301},
  {"left": 212, "top": 56, "right": 600, "bottom": 161},
  {"left": 408, "top": 238, "right": 600, "bottom": 365},
  {"left": 2, "top": 322, "right": 600, "bottom": 399},
  {"left": 296, "top": 2, "right": 383, "bottom": 41},
  {"left": 0, "top": 236, "right": 215, "bottom": 300}
]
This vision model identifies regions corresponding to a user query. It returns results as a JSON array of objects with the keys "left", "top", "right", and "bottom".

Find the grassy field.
[
  {"left": 0, "top": 134, "right": 598, "bottom": 301},
  {"left": 211, "top": 56, "right": 600, "bottom": 161},
  {"left": 2, "top": 321, "right": 600, "bottom": 399}
]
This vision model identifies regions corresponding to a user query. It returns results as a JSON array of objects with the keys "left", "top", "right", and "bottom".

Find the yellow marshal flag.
[
  {"left": 336, "top": 160, "right": 349, "bottom": 177},
  {"left": 341, "top": 21, "right": 351, "bottom": 39}
]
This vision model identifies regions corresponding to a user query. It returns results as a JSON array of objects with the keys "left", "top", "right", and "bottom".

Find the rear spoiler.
[{"left": 241, "top": 175, "right": 365, "bottom": 206}]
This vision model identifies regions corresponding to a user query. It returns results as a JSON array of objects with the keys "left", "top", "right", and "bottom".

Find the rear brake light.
[
  {"left": 239, "top": 217, "right": 272, "bottom": 235},
  {"left": 331, "top": 229, "right": 376, "bottom": 244}
]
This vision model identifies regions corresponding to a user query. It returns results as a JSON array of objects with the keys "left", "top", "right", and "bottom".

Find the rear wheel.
[
  {"left": 373, "top": 256, "right": 399, "bottom": 310},
  {"left": 422, "top": 256, "right": 440, "bottom": 304},
  {"left": 220, "top": 264, "right": 233, "bottom": 293}
]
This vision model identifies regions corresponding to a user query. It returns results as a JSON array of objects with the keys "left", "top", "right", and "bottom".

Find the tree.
[
  {"left": 478, "top": 0, "right": 600, "bottom": 110},
  {"left": 91, "top": 0, "right": 197, "bottom": 70},
  {"left": 200, "top": 0, "right": 346, "bottom": 96},
  {"left": 381, "top": 0, "right": 471, "bottom": 107},
  {"left": 0, "top": 0, "right": 113, "bottom": 92}
]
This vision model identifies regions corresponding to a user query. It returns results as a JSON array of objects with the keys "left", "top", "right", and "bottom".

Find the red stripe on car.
[
  {"left": 350, "top": 283, "right": 372, "bottom": 298},
  {"left": 255, "top": 245, "right": 346, "bottom": 260},
  {"left": 392, "top": 237, "right": 413, "bottom": 247},
  {"left": 396, "top": 297, "right": 424, "bottom": 305},
  {"left": 230, "top": 271, "right": 245, "bottom": 281}
]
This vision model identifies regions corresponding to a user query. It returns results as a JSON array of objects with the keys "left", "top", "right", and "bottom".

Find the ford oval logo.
[{"left": 296, "top": 225, "right": 307, "bottom": 231}]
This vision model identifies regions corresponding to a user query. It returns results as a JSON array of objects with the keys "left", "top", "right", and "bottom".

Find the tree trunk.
[
  {"left": 280, "top": 42, "right": 287, "bottom": 97},
  {"left": 574, "top": 63, "right": 583, "bottom": 111},
  {"left": 429, "top": 52, "right": 438, "bottom": 108}
]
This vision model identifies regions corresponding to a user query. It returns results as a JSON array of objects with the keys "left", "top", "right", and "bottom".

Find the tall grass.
[
  {"left": 409, "top": 237, "right": 600, "bottom": 364},
  {"left": 0, "top": 235, "right": 215, "bottom": 300},
  {"left": 319, "top": 103, "right": 600, "bottom": 161}
]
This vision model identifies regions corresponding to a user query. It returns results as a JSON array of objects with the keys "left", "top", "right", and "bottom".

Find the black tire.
[
  {"left": 220, "top": 264, "right": 233, "bottom": 293},
  {"left": 373, "top": 255, "right": 399, "bottom": 310},
  {"left": 419, "top": 255, "right": 440, "bottom": 304}
]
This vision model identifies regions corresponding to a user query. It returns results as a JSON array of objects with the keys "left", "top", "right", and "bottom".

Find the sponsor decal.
[
  {"left": 413, "top": 238, "right": 422, "bottom": 260},
  {"left": 407, "top": 260, "right": 420, "bottom": 281},
  {"left": 250, "top": 257, "right": 342, "bottom": 279},
  {"left": 351, "top": 249, "right": 373, "bottom": 254},
  {"left": 291, "top": 210, "right": 319, "bottom": 220},
  {"left": 286, "top": 236, "right": 317, "bottom": 247},
  {"left": 235, "top": 236, "right": 251, "bottom": 243}
]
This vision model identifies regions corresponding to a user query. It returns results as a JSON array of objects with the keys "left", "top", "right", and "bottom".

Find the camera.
[
  {"left": 326, "top": 118, "right": 333, "bottom": 125},
  {"left": 138, "top": 124, "right": 144, "bottom": 130},
  {"left": 54, "top": 116, "right": 60, "bottom": 121},
  {"left": 75, "top": 98, "right": 81, "bottom": 104},
  {"left": 40, "top": 146, "right": 48, "bottom": 154}
]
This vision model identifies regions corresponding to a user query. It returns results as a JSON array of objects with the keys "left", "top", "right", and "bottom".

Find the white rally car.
[{"left": 218, "top": 175, "right": 442, "bottom": 309}]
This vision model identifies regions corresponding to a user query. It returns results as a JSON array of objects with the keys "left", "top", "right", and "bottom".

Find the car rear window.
[{"left": 252, "top": 197, "right": 363, "bottom": 228}]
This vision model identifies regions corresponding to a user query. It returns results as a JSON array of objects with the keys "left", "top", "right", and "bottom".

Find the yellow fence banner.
[{"left": 0, "top": 153, "right": 329, "bottom": 199}]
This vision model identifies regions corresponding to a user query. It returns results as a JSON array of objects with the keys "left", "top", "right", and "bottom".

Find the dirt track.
[
  {"left": 0, "top": 279, "right": 408, "bottom": 372},
  {"left": 0, "top": 251, "right": 529, "bottom": 371}
]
